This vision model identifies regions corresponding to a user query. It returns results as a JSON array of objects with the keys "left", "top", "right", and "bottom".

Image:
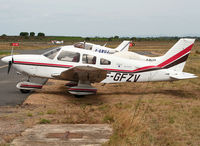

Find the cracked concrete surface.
[{"left": 11, "top": 124, "right": 112, "bottom": 146}]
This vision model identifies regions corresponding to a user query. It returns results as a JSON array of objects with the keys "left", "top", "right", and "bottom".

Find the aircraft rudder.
[{"left": 157, "top": 38, "right": 195, "bottom": 72}]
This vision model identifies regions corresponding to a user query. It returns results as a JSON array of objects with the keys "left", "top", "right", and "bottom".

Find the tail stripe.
[
  {"left": 163, "top": 54, "right": 189, "bottom": 69},
  {"left": 157, "top": 44, "right": 193, "bottom": 68}
]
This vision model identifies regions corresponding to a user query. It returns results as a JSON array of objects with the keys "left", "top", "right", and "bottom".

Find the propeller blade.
[
  {"left": 8, "top": 61, "right": 12, "bottom": 74},
  {"left": 7, "top": 44, "right": 15, "bottom": 74},
  {"left": 8, "top": 56, "right": 14, "bottom": 74},
  {"left": 11, "top": 56, "right": 14, "bottom": 63}
]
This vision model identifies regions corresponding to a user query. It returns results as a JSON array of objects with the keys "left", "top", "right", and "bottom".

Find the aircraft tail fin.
[
  {"left": 115, "top": 41, "right": 130, "bottom": 52},
  {"left": 156, "top": 38, "right": 195, "bottom": 72}
]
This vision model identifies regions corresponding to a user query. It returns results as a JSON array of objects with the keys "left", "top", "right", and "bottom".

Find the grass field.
[{"left": 0, "top": 40, "right": 200, "bottom": 145}]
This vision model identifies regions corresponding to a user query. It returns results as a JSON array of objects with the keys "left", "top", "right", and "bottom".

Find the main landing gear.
[{"left": 66, "top": 81, "right": 97, "bottom": 97}]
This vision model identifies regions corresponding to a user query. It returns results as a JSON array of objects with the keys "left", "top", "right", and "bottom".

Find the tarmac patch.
[{"left": 11, "top": 124, "right": 112, "bottom": 146}]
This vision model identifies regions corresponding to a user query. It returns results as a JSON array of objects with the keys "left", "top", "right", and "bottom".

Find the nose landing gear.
[{"left": 17, "top": 79, "right": 43, "bottom": 94}]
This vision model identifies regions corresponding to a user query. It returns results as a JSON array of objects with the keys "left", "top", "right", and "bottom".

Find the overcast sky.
[{"left": 0, "top": 0, "right": 200, "bottom": 37}]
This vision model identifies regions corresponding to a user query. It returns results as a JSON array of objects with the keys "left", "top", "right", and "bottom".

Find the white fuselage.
[{"left": 10, "top": 46, "right": 172, "bottom": 84}]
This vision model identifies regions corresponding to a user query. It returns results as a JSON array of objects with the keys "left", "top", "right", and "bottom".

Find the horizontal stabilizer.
[{"left": 170, "top": 72, "right": 198, "bottom": 80}]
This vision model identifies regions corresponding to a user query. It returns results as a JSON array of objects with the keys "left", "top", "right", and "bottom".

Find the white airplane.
[
  {"left": 73, "top": 40, "right": 131, "bottom": 54},
  {"left": 1, "top": 38, "right": 197, "bottom": 96},
  {"left": 51, "top": 40, "right": 64, "bottom": 44}
]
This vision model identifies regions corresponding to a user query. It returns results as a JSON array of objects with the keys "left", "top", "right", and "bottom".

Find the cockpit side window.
[
  {"left": 100, "top": 58, "right": 111, "bottom": 65},
  {"left": 57, "top": 51, "right": 80, "bottom": 62},
  {"left": 82, "top": 54, "right": 96, "bottom": 64},
  {"left": 43, "top": 47, "right": 61, "bottom": 59},
  {"left": 74, "top": 42, "right": 93, "bottom": 50},
  {"left": 74, "top": 43, "right": 84, "bottom": 49}
]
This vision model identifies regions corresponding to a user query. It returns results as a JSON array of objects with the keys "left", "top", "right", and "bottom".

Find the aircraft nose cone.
[{"left": 1, "top": 56, "right": 12, "bottom": 63}]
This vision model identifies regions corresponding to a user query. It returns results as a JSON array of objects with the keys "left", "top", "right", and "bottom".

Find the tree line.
[
  {"left": 1, "top": 33, "right": 200, "bottom": 42},
  {"left": 19, "top": 32, "right": 45, "bottom": 37}
]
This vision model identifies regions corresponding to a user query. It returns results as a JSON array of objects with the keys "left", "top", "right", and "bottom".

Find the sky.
[{"left": 0, "top": 0, "right": 200, "bottom": 37}]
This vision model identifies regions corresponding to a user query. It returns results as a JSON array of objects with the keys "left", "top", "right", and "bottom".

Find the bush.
[
  {"left": 30, "top": 32, "right": 35, "bottom": 36},
  {"left": 114, "top": 36, "right": 119, "bottom": 39},
  {"left": 20, "top": 32, "right": 29, "bottom": 37},
  {"left": 85, "top": 37, "right": 90, "bottom": 41},
  {"left": 38, "top": 32, "right": 45, "bottom": 37}
]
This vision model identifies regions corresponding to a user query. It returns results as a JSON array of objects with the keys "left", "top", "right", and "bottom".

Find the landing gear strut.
[{"left": 68, "top": 80, "right": 97, "bottom": 96}]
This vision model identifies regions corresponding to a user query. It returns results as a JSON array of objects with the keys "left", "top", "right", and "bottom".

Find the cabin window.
[
  {"left": 82, "top": 54, "right": 96, "bottom": 64},
  {"left": 57, "top": 51, "right": 80, "bottom": 62},
  {"left": 74, "top": 42, "right": 93, "bottom": 50},
  {"left": 100, "top": 58, "right": 111, "bottom": 65},
  {"left": 74, "top": 43, "right": 84, "bottom": 49},
  {"left": 43, "top": 47, "right": 61, "bottom": 59}
]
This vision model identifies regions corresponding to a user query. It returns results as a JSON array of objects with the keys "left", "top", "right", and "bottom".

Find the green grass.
[
  {"left": 27, "top": 112, "right": 33, "bottom": 117},
  {"left": 103, "top": 115, "right": 115, "bottom": 124},
  {"left": 39, "top": 119, "right": 51, "bottom": 124},
  {"left": 0, "top": 51, "right": 10, "bottom": 55},
  {"left": 46, "top": 109, "right": 56, "bottom": 115}
]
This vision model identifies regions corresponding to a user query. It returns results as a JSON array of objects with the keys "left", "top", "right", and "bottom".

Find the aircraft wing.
[{"left": 52, "top": 66, "right": 108, "bottom": 83}]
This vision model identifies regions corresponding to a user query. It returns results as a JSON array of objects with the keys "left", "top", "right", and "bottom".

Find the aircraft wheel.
[
  {"left": 20, "top": 89, "right": 31, "bottom": 94},
  {"left": 74, "top": 95, "right": 85, "bottom": 98}
]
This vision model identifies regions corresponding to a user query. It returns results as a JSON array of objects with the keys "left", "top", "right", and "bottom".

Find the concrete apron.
[{"left": 11, "top": 124, "right": 112, "bottom": 146}]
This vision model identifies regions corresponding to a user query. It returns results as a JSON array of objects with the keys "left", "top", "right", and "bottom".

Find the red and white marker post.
[{"left": 10, "top": 43, "right": 19, "bottom": 55}]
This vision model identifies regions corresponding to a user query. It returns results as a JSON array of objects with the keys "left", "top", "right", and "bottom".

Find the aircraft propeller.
[
  {"left": 7, "top": 43, "right": 16, "bottom": 74},
  {"left": 8, "top": 57, "right": 14, "bottom": 74}
]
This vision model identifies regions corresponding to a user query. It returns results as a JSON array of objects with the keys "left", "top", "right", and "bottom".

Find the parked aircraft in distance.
[
  {"left": 1, "top": 38, "right": 197, "bottom": 96},
  {"left": 73, "top": 40, "right": 131, "bottom": 54},
  {"left": 51, "top": 40, "right": 64, "bottom": 44}
]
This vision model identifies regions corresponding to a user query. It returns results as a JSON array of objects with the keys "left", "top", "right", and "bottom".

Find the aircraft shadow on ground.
[
  {"left": 37, "top": 90, "right": 104, "bottom": 105},
  {"left": 97, "top": 89, "right": 195, "bottom": 99}
]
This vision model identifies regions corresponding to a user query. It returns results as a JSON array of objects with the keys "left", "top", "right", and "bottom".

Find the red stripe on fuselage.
[
  {"left": 104, "top": 65, "right": 158, "bottom": 73},
  {"left": 14, "top": 61, "right": 73, "bottom": 68}
]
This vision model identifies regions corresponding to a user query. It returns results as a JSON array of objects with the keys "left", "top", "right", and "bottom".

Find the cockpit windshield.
[
  {"left": 43, "top": 47, "right": 61, "bottom": 59},
  {"left": 74, "top": 42, "right": 93, "bottom": 50}
]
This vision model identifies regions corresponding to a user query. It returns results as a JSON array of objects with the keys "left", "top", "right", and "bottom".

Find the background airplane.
[{"left": 73, "top": 40, "right": 131, "bottom": 54}]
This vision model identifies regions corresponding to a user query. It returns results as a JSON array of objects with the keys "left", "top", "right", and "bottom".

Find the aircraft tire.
[
  {"left": 20, "top": 89, "right": 31, "bottom": 94},
  {"left": 74, "top": 95, "right": 85, "bottom": 98}
]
